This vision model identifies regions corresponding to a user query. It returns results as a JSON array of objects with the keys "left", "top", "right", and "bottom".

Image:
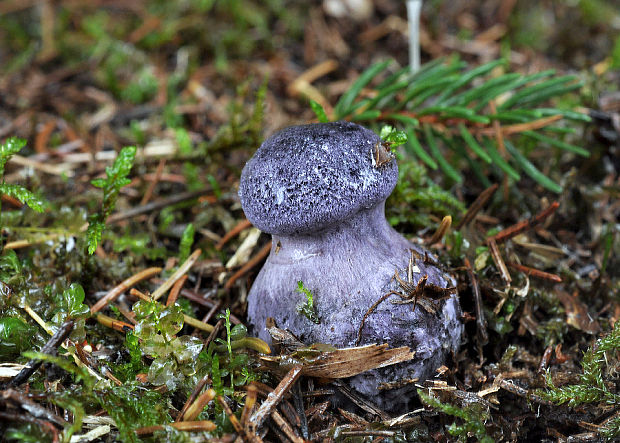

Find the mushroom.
[{"left": 239, "top": 121, "right": 462, "bottom": 411}]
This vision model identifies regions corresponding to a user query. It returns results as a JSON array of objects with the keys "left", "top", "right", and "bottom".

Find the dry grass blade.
[
  {"left": 152, "top": 249, "right": 201, "bottom": 301},
  {"left": 261, "top": 344, "right": 415, "bottom": 379},
  {"left": 425, "top": 215, "right": 452, "bottom": 245},
  {"left": 183, "top": 388, "right": 216, "bottom": 422},
  {"left": 487, "top": 237, "right": 512, "bottom": 284},
  {"left": 94, "top": 313, "right": 134, "bottom": 332},
  {"left": 506, "top": 261, "right": 562, "bottom": 282}
]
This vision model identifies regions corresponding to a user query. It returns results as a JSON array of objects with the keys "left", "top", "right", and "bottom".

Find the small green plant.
[
  {"left": 50, "top": 283, "right": 91, "bottom": 340},
  {"left": 0, "top": 137, "right": 46, "bottom": 214},
  {"left": 418, "top": 388, "right": 494, "bottom": 443},
  {"left": 85, "top": 146, "right": 137, "bottom": 254},
  {"left": 178, "top": 223, "right": 195, "bottom": 263},
  {"left": 310, "top": 57, "right": 590, "bottom": 192},
  {"left": 296, "top": 280, "right": 320, "bottom": 324},
  {"left": 379, "top": 125, "right": 408, "bottom": 147}
]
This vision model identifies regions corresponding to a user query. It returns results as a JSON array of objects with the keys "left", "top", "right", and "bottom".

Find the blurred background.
[{"left": 1, "top": 0, "right": 618, "bottom": 144}]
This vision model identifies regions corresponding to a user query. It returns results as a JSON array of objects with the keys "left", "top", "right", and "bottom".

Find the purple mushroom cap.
[
  {"left": 239, "top": 121, "right": 397, "bottom": 235},
  {"left": 239, "top": 122, "right": 463, "bottom": 412}
]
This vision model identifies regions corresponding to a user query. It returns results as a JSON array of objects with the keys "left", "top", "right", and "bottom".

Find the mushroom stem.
[{"left": 271, "top": 203, "right": 402, "bottom": 265}]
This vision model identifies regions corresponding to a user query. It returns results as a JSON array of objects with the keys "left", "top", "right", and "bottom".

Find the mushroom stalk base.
[{"left": 247, "top": 203, "right": 462, "bottom": 412}]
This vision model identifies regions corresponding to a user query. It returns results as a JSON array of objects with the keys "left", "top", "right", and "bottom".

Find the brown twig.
[
  {"left": 0, "top": 411, "right": 60, "bottom": 443},
  {"left": 270, "top": 410, "right": 304, "bottom": 443},
  {"left": 241, "top": 383, "right": 258, "bottom": 431},
  {"left": 292, "top": 381, "right": 309, "bottom": 440},
  {"left": 166, "top": 274, "right": 188, "bottom": 307},
  {"left": 538, "top": 346, "right": 553, "bottom": 374},
  {"left": 1, "top": 388, "right": 68, "bottom": 426},
  {"left": 377, "top": 112, "right": 562, "bottom": 138},
  {"left": 477, "top": 114, "right": 563, "bottom": 137},
  {"left": 287, "top": 59, "right": 338, "bottom": 118},
  {"left": 250, "top": 365, "right": 303, "bottom": 429},
  {"left": 216, "top": 219, "right": 252, "bottom": 250},
  {"left": 455, "top": 183, "right": 498, "bottom": 230},
  {"left": 496, "top": 378, "right": 553, "bottom": 406},
  {"left": 489, "top": 202, "right": 560, "bottom": 244},
  {"left": 35, "top": 120, "right": 56, "bottom": 153},
  {"left": 203, "top": 318, "right": 224, "bottom": 349},
  {"left": 8, "top": 320, "right": 74, "bottom": 387},
  {"left": 1, "top": 193, "right": 24, "bottom": 208},
  {"left": 90, "top": 267, "right": 162, "bottom": 313},
  {"left": 332, "top": 380, "right": 391, "bottom": 421},
  {"left": 224, "top": 242, "right": 272, "bottom": 290},
  {"left": 506, "top": 261, "right": 562, "bottom": 282},
  {"left": 140, "top": 157, "right": 166, "bottom": 206},
  {"left": 106, "top": 188, "right": 213, "bottom": 224},
  {"left": 202, "top": 300, "right": 222, "bottom": 324}
]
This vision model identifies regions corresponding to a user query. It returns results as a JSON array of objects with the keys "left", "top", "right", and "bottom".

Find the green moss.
[
  {"left": 387, "top": 159, "right": 464, "bottom": 231},
  {"left": 296, "top": 280, "right": 320, "bottom": 325},
  {"left": 538, "top": 322, "right": 620, "bottom": 439},
  {"left": 98, "top": 383, "right": 171, "bottom": 443},
  {"left": 0, "top": 317, "right": 34, "bottom": 358},
  {"left": 418, "top": 389, "right": 494, "bottom": 442}
]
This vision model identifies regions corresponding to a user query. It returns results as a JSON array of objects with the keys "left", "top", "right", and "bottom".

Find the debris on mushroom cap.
[{"left": 239, "top": 121, "right": 398, "bottom": 235}]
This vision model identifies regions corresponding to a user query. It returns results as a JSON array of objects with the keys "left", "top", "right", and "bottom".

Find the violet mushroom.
[{"left": 239, "top": 121, "right": 462, "bottom": 411}]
